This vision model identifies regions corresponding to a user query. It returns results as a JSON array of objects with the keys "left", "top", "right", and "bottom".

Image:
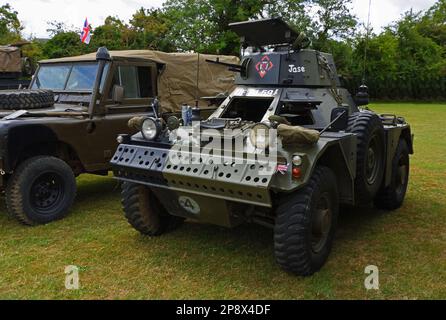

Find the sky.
[{"left": 4, "top": 0, "right": 439, "bottom": 39}]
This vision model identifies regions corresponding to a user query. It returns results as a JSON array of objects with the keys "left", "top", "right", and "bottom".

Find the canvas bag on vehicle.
[{"left": 0, "top": 46, "right": 22, "bottom": 73}]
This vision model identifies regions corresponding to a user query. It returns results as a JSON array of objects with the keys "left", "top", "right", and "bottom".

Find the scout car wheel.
[
  {"left": 0, "top": 89, "right": 54, "bottom": 110},
  {"left": 347, "top": 111, "right": 385, "bottom": 204},
  {"left": 6, "top": 156, "right": 77, "bottom": 225},
  {"left": 121, "top": 182, "right": 184, "bottom": 236},
  {"left": 374, "top": 139, "right": 410, "bottom": 210},
  {"left": 274, "top": 166, "right": 339, "bottom": 276}
]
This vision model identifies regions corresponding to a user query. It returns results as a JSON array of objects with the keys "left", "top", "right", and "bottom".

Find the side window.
[
  {"left": 110, "top": 65, "right": 153, "bottom": 99},
  {"left": 120, "top": 66, "right": 139, "bottom": 98},
  {"left": 138, "top": 67, "right": 153, "bottom": 98}
]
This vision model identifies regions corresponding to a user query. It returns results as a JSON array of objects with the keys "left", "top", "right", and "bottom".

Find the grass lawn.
[{"left": 0, "top": 103, "right": 445, "bottom": 300}]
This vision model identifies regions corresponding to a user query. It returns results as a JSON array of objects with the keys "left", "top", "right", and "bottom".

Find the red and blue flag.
[{"left": 80, "top": 18, "right": 91, "bottom": 44}]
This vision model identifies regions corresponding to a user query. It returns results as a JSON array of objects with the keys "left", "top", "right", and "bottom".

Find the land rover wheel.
[
  {"left": 274, "top": 166, "right": 339, "bottom": 276},
  {"left": 374, "top": 139, "right": 410, "bottom": 210},
  {"left": 6, "top": 156, "right": 77, "bottom": 225},
  {"left": 0, "top": 89, "right": 54, "bottom": 110},
  {"left": 347, "top": 111, "right": 386, "bottom": 205},
  {"left": 121, "top": 182, "right": 184, "bottom": 236}
]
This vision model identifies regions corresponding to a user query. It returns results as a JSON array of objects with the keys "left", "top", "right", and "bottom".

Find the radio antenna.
[
  {"left": 362, "top": 0, "right": 372, "bottom": 85},
  {"left": 195, "top": 52, "right": 200, "bottom": 107}
]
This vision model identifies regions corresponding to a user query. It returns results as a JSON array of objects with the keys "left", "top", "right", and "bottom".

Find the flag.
[
  {"left": 277, "top": 164, "right": 289, "bottom": 175},
  {"left": 80, "top": 18, "right": 91, "bottom": 44}
]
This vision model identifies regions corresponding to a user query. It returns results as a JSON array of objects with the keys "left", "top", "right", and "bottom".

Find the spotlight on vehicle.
[{"left": 141, "top": 117, "right": 162, "bottom": 141}]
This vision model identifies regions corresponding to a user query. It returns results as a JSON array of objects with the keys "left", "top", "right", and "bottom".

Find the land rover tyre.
[
  {"left": 274, "top": 166, "right": 339, "bottom": 276},
  {"left": 374, "top": 139, "right": 410, "bottom": 210},
  {"left": 347, "top": 111, "right": 386, "bottom": 205},
  {"left": 6, "top": 156, "right": 77, "bottom": 225},
  {"left": 0, "top": 89, "right": 54, "bottom": 110},
  {"left": 121, "top": 182, "right": 184, "bottom": 236}
]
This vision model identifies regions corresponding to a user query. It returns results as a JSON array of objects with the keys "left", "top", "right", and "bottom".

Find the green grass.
[{"left": 0, "top": 103, "right": 445, "bottom": 299}]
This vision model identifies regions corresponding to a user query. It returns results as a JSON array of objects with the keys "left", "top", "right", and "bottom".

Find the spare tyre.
[
  {"left": 0, "top": 89, "right": 54, "bottom": 110},
  {"left": 347, "top": 111, "right": 386, "bottom": 205}
]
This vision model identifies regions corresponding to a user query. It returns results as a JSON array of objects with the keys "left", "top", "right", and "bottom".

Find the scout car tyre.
[
  {"left": 274, "top": 166, "right": 339, "bottom": 276},
  {"left": 374, "top": 139, "right": 410, "bottom": 210},
  {"left": 121, "top": 182, "right": 184, "bottom": 236},
  {"left": 347, "top": 111, "right": 386, "bottom": 205},
  {"left": 0, "top": 89, "right": 54, "bottom": 110},
  {"left": 6, "top": 156, "right": 77, "bottom": 225}
]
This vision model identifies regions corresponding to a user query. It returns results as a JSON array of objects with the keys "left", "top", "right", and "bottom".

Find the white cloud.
[
  {"left": 4, "top": 0, "right": 439, "bottom": 38},
  {"left": 5, "top": 0, "right": 164, "bottom": 38},
  {"left": 352, "top": 0, "right": 437, "bottom": 32}
]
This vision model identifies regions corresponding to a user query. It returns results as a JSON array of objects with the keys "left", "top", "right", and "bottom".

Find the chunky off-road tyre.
[
  {"left": 347, "top": 111, "right": 386, "bottom": 205},
  {"left": 274, "top": 166, "right": 339, "bottom": 276},
  {"left": 121, "top": 182, "right": 184, "bottom": 236},
  {"left": 0, "top": 89, "right": 54, "bottom": 110},
  {"left": 6, "top": 156, "right": 77, "bottom": 225},
  {"left": 374, "top": 139, "right": 410, "bottom": 210}
]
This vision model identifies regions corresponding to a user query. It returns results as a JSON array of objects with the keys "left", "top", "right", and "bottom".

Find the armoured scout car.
[
  {"left": 0, "top": 48, "right": 237, "bottom": 225},
  {"left": 111, "top": 19, "right": 414, "bottom": 276}
]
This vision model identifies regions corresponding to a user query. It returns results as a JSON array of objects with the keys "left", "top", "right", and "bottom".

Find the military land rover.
[
  {"left": 0, "top": 48, "right": 237, "bottom": 225},
  {"left": 111, "top": 19, "right": 414, "bottom": 276}
]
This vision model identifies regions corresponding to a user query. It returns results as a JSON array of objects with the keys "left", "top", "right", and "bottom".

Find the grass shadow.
[
  {"left": 130, "top": 202, "right": 395, "bottom": 276},
  {"left": 75, "top": 175, "right": 120, "bottom": 203},
  {"left": 177, "top": 221, "right": 273, "bottom": 250},
  {"left": 336, "top": 204, "right": 389, "bottom": 240}
]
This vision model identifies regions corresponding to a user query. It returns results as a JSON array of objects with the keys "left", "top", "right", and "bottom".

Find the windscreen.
[{"left": 32, "top": 62, "right": 109, "bottom": 92}]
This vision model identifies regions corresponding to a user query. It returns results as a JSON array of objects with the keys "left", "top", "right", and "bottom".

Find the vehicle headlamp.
[
  {"left": 249, "top": 123, "right": 271, "bottom": 149},
  {"left": 141, "top": 117, "right": 162, "bottom": 141}
]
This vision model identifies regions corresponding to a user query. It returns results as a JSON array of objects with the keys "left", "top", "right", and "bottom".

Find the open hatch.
[
  {"left": 221, "top": 97, "right": 274, "bottom": 122},
  {"left": 229, "top": 18, "right": 300, "bottom": 47}
]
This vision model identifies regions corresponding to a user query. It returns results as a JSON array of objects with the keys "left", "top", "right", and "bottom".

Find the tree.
[
  {"left": 4, "top": 0, "right": 445, "bottom": 100},
  {"left": 42, "top": 32, "right": 87, "bottom": 59},
  {"left": 46, "top": 21, "right": 75, "bottom": 37},
  {"left": 348, "top": 7, "right": 446, "bottom": 100},
  {"left": 418, "top": 0, "right": 446, "bottom": 48},
  {"left": 129, "top": 8, "right": 175, "bottom": 51},
  {"left": 351, "top": 31, "right": 399, "bottom": 98},
  {"left": 89, "top": 16, "right": 132, "bottom": 50},
  {"left": 264, "top": 0, "right": 312, "bottom": 30},
  {"left": 21, "top": 41, "right": 45, "bottom": 71},
  {"left": 162, "top": 0, "right": 309, "bottom": 55},
  {"left": 38, "top": 9, "right": 178, "bottom": 59},
  {"left": 0, "top": 3, "right": 23, "bottom": 44},
  {"left": 392, "top": 10, "right": 445, "bottom": 98},
  {"left": 309, "top": 0, "right": 357, "bottom": 51}
]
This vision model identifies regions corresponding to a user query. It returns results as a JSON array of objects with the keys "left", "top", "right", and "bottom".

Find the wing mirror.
[
  {"left": 329, "top": 107, "right": 349, "bottom": 132},
  {"left": 112, "top": 85, "right": 124, "bottom": 104}
]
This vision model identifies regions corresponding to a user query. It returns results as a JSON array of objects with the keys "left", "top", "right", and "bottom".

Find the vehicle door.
[{"left": 85, "top": 60, "right": 158, "bottom": 172}]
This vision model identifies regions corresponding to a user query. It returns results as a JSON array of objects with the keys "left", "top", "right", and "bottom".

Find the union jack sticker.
[{"left": 276, "top": 164, "right": 289, "bottom": 175}]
